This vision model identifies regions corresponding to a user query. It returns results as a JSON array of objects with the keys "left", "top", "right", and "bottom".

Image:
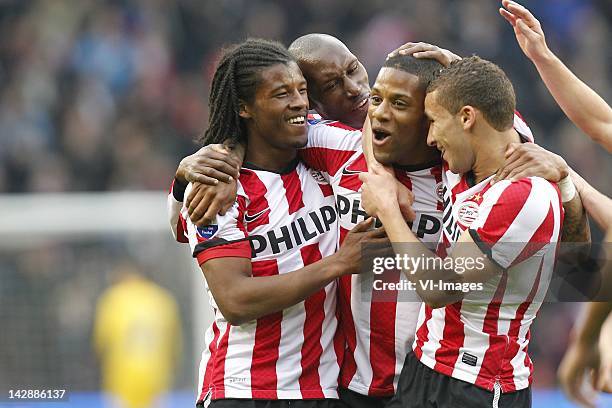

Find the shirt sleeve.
[
  {"left": 514, "top": 111, "right": 534, "bottom": 142},
  {"left": 299, "top": 121, "right": 362, "bottom": 177},
  {"left": 168, "top": 179, "right": 188, "bottom": 243},
  {"left": 183, "top": 184, "right": 252, "bottom": 265},
  {"left": 468, "top": 177, "right": 562, "bottom": 269}
]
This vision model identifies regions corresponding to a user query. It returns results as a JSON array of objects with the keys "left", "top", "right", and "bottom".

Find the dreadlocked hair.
[{"left": 200, "top": 38, "right": 295, "bottom": 146}]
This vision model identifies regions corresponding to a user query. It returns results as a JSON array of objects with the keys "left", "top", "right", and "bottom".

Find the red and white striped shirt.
[
  {"left": 167, "top": 113, "right": 535, "bottom": 398},
  {"left": 413, "top": 162, "right": 564, "bottom": 393},
  {"left": 184, "top": 159, "right": 342, "bottom": 402},
  {"left": 301, "top": 120, "right": 443, "bottom": 396}
]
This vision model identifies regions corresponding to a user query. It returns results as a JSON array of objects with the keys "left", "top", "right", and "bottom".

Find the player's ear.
[
  {"left": 460, "top": 105, "right": 476, "bottom": 130},
  {"left": 239, "top": 100, "right": 252, "bottom": 119}
]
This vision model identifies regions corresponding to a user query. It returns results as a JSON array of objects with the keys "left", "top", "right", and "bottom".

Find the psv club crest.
[{"left": 456, "top": 201, "right": 479, "bottom": 226}]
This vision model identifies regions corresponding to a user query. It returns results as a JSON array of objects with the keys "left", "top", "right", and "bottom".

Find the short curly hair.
[
  {"left": 383, "top": 54, "right": 443, "bottom": 91},
  {"left": 427, "top": 56, "right": 515, "bottom": 131}
]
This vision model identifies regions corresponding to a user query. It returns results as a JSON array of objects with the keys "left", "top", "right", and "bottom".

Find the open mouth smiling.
[{"left": 286, "top": 115, "right": 306, "bottom": 125}]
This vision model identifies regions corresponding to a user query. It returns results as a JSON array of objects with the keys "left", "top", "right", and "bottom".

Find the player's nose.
[
  {"left": 344, "top": 77, "right": 361, "bottom": 97},
  {"left": 426, "top": 129, "right": 437, "bottom": 147},
  {"left": 289, "top": 89, "right": 308, "bottom": 110},
  {"left": 370, "top": 100, "right": 390, "bottom": 121}
]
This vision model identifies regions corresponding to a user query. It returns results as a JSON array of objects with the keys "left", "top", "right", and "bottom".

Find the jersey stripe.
[
  {"left": 338, "top": 154, "right": 367, "bottom": 192},
  {"left": 318, "top": 183, "right": 334, "bottom": 197},
  {"left": 393, "top": 168, "right": 413, "bottom": 190},
  {"left": 198, "top": 321, "right": 220, "bottom": 402},
  {"left": 333, "top": 294, "right": 345, "bottom": 369},
  {"left": 250, "top": 259, "right": 282, "bottom": 399},
  {"left": 414, "top": 306, "right": 433, "bottom": 359},
  {"left": 212, "top": 322, "right": 231, "bottom": 399},
  {"left": 478, "top": 179, "right": 533, "bottom": 247},
  {"left": 326, "top": 121, "right": 359, "bottom": 131},
  {"left": 281, "top": 170, "right": 305, "bottom": 214},
  {"left": 240, "top": 170, "right": 270, "bottom": 232},
  {"left": 506, "top": 258, "right": 544, "bottom": 391},
  {"left": 368, "top": 268, "right": 400, "bottom": 394},
  {"left": 235, "top": 196, "right": 248, "bottom": 236},
  {"left": 299, "top": 244, "right": 325, "bottom": 398},
  {"left": 433, "top": 302, "right": 464, "bottom": 376},
  {"left": 338, "top": 274, "right": 358, "bottom": 388},
  {"left": 430, "top": 166, "right": 444, "bottom": 211},
  {"left": 177, "top": 213, "right": 189, "bottom": 243},
  {"left": 474, "top": 270, "right": 509, "bottom": 389},
  {"left": 300, "top": 147, "right": 357, "bottom": 177}
]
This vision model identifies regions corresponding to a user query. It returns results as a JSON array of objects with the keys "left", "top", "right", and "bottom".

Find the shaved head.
[
  {"left": 288, "top": 33, "right": 351, "bottom": 65},
  {"left": 288, "top": 33, "right": 370, "bottom": 129}
]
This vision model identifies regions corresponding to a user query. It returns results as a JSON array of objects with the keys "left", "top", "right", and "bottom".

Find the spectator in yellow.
[{"left": 94, "top": 263, "right": 182, "bottom": 408}]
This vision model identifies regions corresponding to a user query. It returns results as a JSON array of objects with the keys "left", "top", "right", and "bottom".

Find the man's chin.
[
  {"left": 448, "top": 161, "right": 468, "bottom": 175},
  {"left": 343, "top": 114, "right": 367, "bottom": 129},
  {"left": 373, "top": 150, "right": 394, "bottom": 166},
  {"left": 293, "top": 137, "right": 308, "bottom": 149}
]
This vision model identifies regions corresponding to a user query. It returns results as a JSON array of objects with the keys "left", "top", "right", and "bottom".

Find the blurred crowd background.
[
  {"left": 0, "top": 0, "right": 610, "bottom": 405},
  {"left": 1, "top": 0, "right": 610, "bottom": 195}
]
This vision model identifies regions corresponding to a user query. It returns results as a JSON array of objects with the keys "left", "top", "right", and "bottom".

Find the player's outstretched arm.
[
  {"left": 493, "top": 142, "right": 591, "bottom": 254},
  {"left": 570, "top": 169, "right": 612, "bottom": 232},
  {"left": 500, "top": 0, "right": 612, "bottom": 152},
  {"left": 201, "top": 218, "right": 386, "bottom": 325}
]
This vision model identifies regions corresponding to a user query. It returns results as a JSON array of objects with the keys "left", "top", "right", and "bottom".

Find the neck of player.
[
  {"left": 472, "top": 126, "right": 521, "bottom": 184},
  {"left": 244, "top": 139, "right": 298, "bottom": 172},
  {"left": 395, "top": 143, "right": 441, "bottom": 168}
]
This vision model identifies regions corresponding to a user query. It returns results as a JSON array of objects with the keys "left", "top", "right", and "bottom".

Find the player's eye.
[
  {"left": 275, "top": 91, "right": 288, "bottom": 98},
  {"left": 348, "top": 62, "right": 358, "bottom": 74},
  {"left": 393, "top": 99, "right": 407, "bottom": 108},
  {"left": 370, "top": 95, "right": 382, "bottom": 105},
  {"left": 324, "top": 81, "right": 339, "bottom": 92}
]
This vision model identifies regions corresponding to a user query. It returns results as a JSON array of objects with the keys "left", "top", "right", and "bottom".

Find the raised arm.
[
  {"left": 493, "top": 142, "right": 591, "bottom": 256},
  {"left": 500, "top": 0, "right": 612, "bottom": 152},
  {"left": 570, "top": 169, "right": 612, "bottom": 232}
]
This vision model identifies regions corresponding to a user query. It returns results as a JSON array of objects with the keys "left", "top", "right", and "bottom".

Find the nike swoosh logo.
[
  {"left": 342, "top": 167, "right": 362, "bottom": 176},
  {"left": 244, "top": 208, "right": 269, "bottom": 223}
]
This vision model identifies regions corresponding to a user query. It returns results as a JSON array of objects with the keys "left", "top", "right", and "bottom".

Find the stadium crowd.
[
  {"left": 0, "top": 0, "right": 610, "bottom": 403},
  {"left": 0, "top": 0, "right": 609, "bottom": 195}
]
